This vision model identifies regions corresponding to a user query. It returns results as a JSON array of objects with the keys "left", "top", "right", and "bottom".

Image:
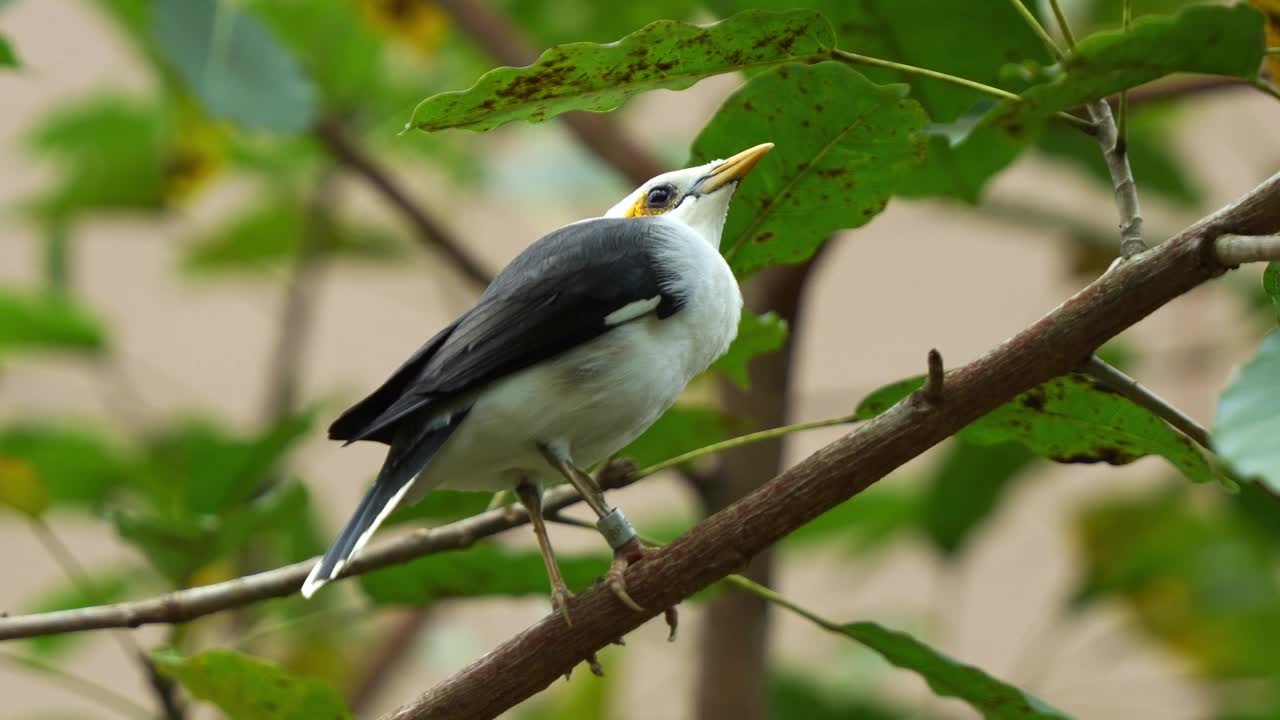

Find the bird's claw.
[
  {"left": 551, "top": 587, "right": 574, "bottom": 627},
  {"left": 607, "top": 541, "right": 679, "bottom": 639},
  {"left": 563, "top": 652, "right": 605, "bottom": 681}
]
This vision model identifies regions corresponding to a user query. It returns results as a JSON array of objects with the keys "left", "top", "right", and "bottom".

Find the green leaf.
[
  {"left": 692, "top": 62, "right": 926, "bottom": 277},
  {"left": 720, "top": 0, "right": 1052, "bottom": 203},
  {"left": 933, "top": 3, "right": 1265, "bottom": 203},
  {"left": 182, "top": 200, "right": 402, "bottom": 274},
  {"left": 360, "top": 543, "right": 608, "bottom": 604},
  {"left": 409, "top": 10, "right": 835, "bottom": 132},
  {"left": 153, "top": 648, "right": 354, "bottom": 720},
  {"left": 1073, "top": 489, "right": 1280, "bottom": 680},
  {"left": 385, "top": 490, "right": 493, "bottom": 527},
  {"left": 713, "top": 310, "right": 788, "bottom": 388},
  {"left": 989, "top": 4, "right": 1264, "bottom": 137},
  {"left": 0, "top": 34, "right": 17, "bottom": 68},
  {"left": 153, "top": 0, "right": 316, "bottom": 133},
  {"left": 1214, "top": 331, "right": 1280, "bottom": 491},
  {"left": 922, "top": 441, "right": 1037, "bottom": 556},
  {"left": 0, "top": 425, "right": 133, "bottom": 509},
  {"left": 24, "top": 95, "right": 171, "bottom": 220},
  {"left": 855, "top": 375, "right": 924, "bottom": 420},
  {"left": 0, "top": 289, "right": 107, "bottom": 359},
  {"left": 786, "top": 484, "right": 920, "bottom": 554},
  {"left": 23, "top": 570, "right": 134, "bottom": 658},
  {"left": 1263, "top": 262, "right": 1280, "bottom": 323},
  {"left": 855, "top": 374, "right": 1215, "bottom": 483},
  {"left": 1036, "top": 105, "right": 1202, "bottom": 207},
  {"left": 619, "top": 405, "right": 730, "bottom": 469},
  {"left": 113, "top": 483, "right": 318, "bottom": 584},
  {"left": 840, "top": 621, "right": 1070, "bottom": 719},
  {"left": 770, "top": 672, "right": 909, "bottom": 720},
  {"left": 136, "top": 413, "right": 312, "bottom": 515},
  {"left": 966, "top": 375, "right": 1215, "bottom": 483},
  {"left": 521, "top": 648, "right": 618, "bottom": 720}
]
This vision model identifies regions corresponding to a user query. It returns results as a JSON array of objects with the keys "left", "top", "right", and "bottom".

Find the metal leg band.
[{"left": 596, "top": 508, "right": 637, "bottom": 551}]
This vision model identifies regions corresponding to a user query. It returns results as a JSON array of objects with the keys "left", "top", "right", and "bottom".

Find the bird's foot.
[
  {"left": 551, "top": 585, "right": 574, "bottom": 627},
  {"left": 564, "top": 652, "right": 605, "bottom": 681},
  {"left": 607, "top": 538, "right": 679, "bottom": 641}
]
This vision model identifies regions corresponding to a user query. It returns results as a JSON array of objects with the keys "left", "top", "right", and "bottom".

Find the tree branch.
[
  {"left": 312, "top": 116, "right": 493, "bottom": 288},
  {"left": 431, "top": 0, "right": 665, "bottom": 187},
  {"left": 376, "top": 170, "right": 1280, "bottom": 720}
]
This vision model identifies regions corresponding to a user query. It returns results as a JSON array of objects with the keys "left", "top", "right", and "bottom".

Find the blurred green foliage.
[
  {"left": 154, "top": 648, "right": 354, "bottom": 720},
  {"left": 2, "top": 0, "right": 1279, "bottom": 717}
]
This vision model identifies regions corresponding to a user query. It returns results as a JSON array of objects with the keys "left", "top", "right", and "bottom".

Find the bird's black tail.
[{"left": 301, "top": 409, "right": 469, "bottom": 598}]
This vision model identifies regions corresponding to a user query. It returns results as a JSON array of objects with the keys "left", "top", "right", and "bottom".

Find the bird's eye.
[{"left": 646, "top": 186, "right": 674, "bottom": 207}]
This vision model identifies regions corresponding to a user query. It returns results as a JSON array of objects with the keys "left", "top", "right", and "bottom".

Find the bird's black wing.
[{"left": 328, "top": 217, "right": 688, "bottom": 444}]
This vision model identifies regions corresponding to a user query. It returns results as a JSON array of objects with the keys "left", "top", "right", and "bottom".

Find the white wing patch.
[{"left": 605, "top": 296, "right": 661, "bottom": 326}]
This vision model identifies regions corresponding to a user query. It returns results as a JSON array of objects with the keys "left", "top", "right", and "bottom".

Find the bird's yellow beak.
[{"left": 697, "top": 143, "right": 774, "bottom": 194}]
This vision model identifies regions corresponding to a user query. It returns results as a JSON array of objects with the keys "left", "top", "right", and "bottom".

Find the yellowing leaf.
[
  {"left": 1251, "top": 0, "right": 1280, "bottom": 81},
  {"left": 0, "top": 456, "right": 49, "bottom": 518},
  {"left": 360, "top": 0, "right": 450, "bottom": 54}
]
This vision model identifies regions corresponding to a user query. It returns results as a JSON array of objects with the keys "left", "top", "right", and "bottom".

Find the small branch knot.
[{"left": 922, "top": 349, "right": 945, "bottom": 405}]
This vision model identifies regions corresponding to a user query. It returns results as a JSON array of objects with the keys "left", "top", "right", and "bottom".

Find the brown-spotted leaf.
[{"left": 408, "top": 10, "right": 834, "bottom": 132}]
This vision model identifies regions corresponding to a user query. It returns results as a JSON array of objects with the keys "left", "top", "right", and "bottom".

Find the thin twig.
[
  {"left": 0, "top": 411, "right": 858, "bottom": 641},
  {"left": 0, "top": 651, "right": 153, "bottom": 720},
  {"left": 1006, "top": 0, "right": 1064, "bottom": 60},
  {"left": 262, "top": 171, "right": 334, "bottom": 422},
  {"left": 1048, "top": 0, "right": 1078, "bottom": 48},
  {"left": 1019, "top": 0, "right": 1145, "bottom": 258},
  {"left": 1215, "top": 234, "right": 1280, "bottom": 266},
  {"left": 29, "top": 519, "right": 186, "bottom": 719},
  {"left": 313, "top": 116, "right": 492, "bottom": 289},
  {"left": 1083, "top": 355, "right": 1212, "bottom": 449},
  {"left": 1090, "top": 96, "right": 1146, "bottom": 257}
]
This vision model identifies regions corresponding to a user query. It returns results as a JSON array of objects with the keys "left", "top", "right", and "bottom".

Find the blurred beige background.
[{"left": 3, "top": 1, "right": 1279, "bottom": 718}]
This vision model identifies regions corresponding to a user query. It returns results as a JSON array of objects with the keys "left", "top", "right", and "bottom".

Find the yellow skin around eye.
[{"left": 624, "top": 193, "right": 674, "bottom": 217}]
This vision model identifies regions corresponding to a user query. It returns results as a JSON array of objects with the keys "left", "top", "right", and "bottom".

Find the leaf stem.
[
  {"left": 630, "top": 412, "right": 861, "bottom": 480},
  {"left": 1117, "top": 0, "right": 1132, "bottom": 143},
  {"left": 829, "top": 49, "right": 1094, "bottom": 133},
  {"left": 1049, "top": 0, "right": 1078, "bottom": 48},
  {"left": 721, "top": 574, "right": 843, "bottom": 633},
  {"left": 0, "top": 651, "right": 153, "bottom": 720},
  {"left": 1083, "top": 355, "right": 1211, "bottom": 449},
  {"left": 831, "top": 48, "right": 1019, "bottom": 101},
  {"left": 1005, "top": 0, "right": 1064, "bottom": 60},
  {"left": 1266, "top": 48, "right": 1280, "bottom": 56}
]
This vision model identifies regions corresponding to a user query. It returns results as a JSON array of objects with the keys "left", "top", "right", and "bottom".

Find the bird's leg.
[
  {"left": 514, "top": 480, "right": 574, "bottom": 627},
  {"left": 538, "top": 445, "right": 672, "bottom": 630}
]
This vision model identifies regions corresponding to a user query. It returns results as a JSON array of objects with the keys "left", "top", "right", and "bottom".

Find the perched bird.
[{"left": 301, "top": 143, "right": 774, "bottom": 621}]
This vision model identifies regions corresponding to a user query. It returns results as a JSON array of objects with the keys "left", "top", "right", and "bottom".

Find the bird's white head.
[{"left": 605, "top": 143, "right": 773, "bottom": 248}]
